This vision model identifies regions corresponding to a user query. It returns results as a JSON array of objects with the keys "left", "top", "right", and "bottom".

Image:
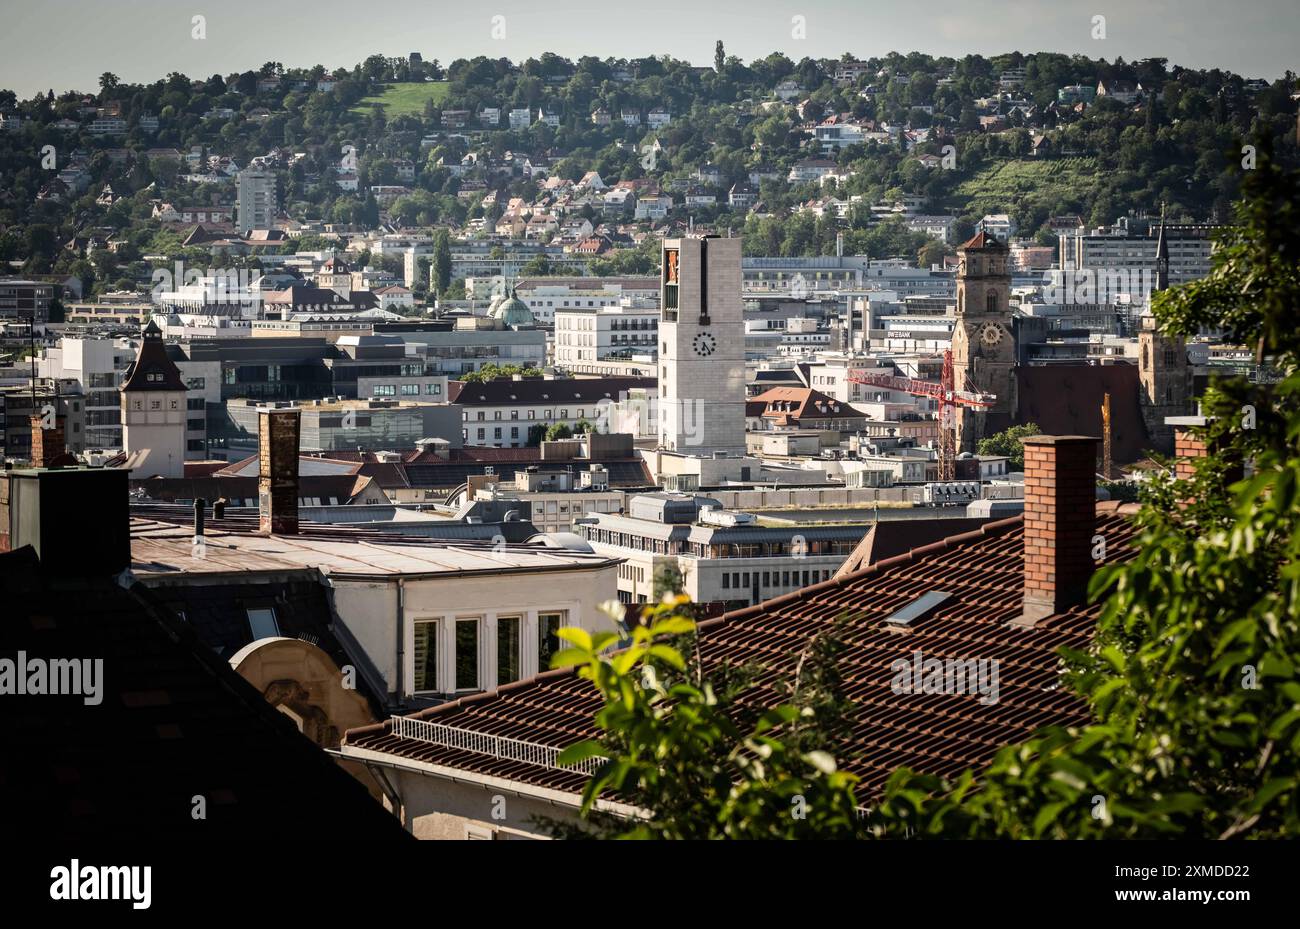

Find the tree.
[
  {"left": 715, "top": 41, "right": 725, "bottom": 74},
  {"left": 431, "top": 228, "right": 452, "bottom": 294},
  {"left": 541, "top": 600, "right": 863, "bottom": 839},
  {"left": 459, "top": 362, "right": 543, "bottom": 384},
  {"left": 544, "top": 422, "right": 573, "bottom": 441},
  {"left": 871, "top": 141, "right": 1300, "bottom": 839},
  {"left": 976, "top": 422, "right": 1041, "bottom": 470},
  {"left": 526, "top": 423, "right": 547, "bottom": 447}
]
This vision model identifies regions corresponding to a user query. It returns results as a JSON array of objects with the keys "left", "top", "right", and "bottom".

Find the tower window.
[{"left": 986, "top": 291, "right": 998, "bottom": 314}]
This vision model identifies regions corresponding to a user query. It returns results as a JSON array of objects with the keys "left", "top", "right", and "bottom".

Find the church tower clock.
[{"left": 952, "top": 231, "right": 1016, "bottom": 452}]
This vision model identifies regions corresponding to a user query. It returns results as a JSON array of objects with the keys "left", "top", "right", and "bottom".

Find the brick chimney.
[
  {"left": 1173, "top": 427, "right": 1207, "bottom": 483},
  {"left": 1167, "top": 414, "right": 1242, "bottom": 494},
  {"left": 1017, "top": 435, "right": 1098, "bottom": 627},
  {"left": 258, "top": 408, "right": 300, "bottom": 535},
  {"left": 29, "top": 412, "right": 66, "bottom": 468}
]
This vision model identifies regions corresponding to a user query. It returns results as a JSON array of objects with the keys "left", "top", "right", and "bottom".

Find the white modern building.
[{"left": 554, "top": 302, "right": 658, "bottom": 368}]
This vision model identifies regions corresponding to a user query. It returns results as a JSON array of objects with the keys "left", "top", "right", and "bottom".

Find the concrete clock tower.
[
  {"left": 952, "top": 231, "right": 1016, "bottom": 452},
  {"left": 657, "top": 236, "right": 746, "bottom": 455}
]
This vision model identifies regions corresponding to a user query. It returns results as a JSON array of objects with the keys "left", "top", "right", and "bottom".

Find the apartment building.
[
  {"left": 577, "top": 493, "right": 868, "bottom": 609},
  {"left": 450, "top": 375, "right": 655, "bottom": 448},
  {"left": 472, "top": 464, "right": 624, "bottom": 533},
  {"left": 0, "top": 278, "right": 56, "bottom": 325},
  {"left": 553, "top": 302, "right": 659, "bottom": 368}
]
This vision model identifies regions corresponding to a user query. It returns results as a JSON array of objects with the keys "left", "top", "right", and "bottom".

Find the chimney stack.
[
  {"left": 1017, "top": 435, "right": 1098, "bottom": 627},
  {"left": 258, "top": 408, "right": 300, "bottom": 535},
  {"left": 1166, "top": 413, "right": 1243, "bottom": 498},
  {"left": 29, "top": 412, "right": 66, "bottom": 469}
]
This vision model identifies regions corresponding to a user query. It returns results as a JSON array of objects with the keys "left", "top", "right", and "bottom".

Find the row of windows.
[
  {"left": 469, "top": 408, "right": 585, "bottom": 422},
  {"left": 721, "top": 569, "right": 832, "bottom": 589},
  {"left": 412, "top": 612, "right": 567, "bottom": 694},
  {"left": 371, "top": 384, "right": 442, "bottom": 398},
  {"left": 583, "top": 527, "right": 857, "bottom": 559},
  {"left": 469, "top": 426, "right": 521, "bottom": 441}
]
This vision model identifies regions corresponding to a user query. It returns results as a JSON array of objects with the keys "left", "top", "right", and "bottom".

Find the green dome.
[{"left": 497, "top": 285, "right": 535, "bottom": 328}]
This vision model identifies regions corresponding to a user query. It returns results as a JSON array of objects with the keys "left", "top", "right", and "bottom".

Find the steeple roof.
[
  {"left": 121, "top": 319, "right": 187, "bottom": 392},
  {"left": 959, "top": 231, "right": 1008, "bottom": 251}
]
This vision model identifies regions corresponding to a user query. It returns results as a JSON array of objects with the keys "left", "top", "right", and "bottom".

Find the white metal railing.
[{"left": 389, "top": 716, "right": 605, "bottom": 775}]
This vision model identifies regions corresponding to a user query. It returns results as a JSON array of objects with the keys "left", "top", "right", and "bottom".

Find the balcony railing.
[{"left": 389, "top": 716, "right": 606, "bottom": 775}]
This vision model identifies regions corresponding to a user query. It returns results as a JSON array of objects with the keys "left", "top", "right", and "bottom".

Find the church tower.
[
  {"left": 952, "top": 232, "right": 1016, "bottom": 451},
  {"left": 1137, "top": 221, "right": 1191, "bottom": 454},
  {"left": 121, "top": 319, "right": 188, "bottom": 478}
]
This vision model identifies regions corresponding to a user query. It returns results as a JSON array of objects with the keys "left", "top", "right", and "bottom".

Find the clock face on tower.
[
  {"left": 692, "top": 332, "right": 718, "bottom": 357},
  {"left": 978, "top": 322, "right": 1004, "bottom": 347}
]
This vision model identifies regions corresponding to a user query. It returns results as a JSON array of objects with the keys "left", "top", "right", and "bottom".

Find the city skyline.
[{"left": 2, "top": 0, "right": 1297, "bottom": 99}]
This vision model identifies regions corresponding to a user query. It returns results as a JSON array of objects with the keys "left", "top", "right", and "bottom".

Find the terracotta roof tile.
[{"left": 345, "top": 504, "right": 1140, "bottom": 801}]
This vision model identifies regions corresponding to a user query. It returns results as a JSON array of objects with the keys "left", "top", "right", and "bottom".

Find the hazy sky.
[{"left": 1, "top": 0, "right": 1295, "bottom": 98}]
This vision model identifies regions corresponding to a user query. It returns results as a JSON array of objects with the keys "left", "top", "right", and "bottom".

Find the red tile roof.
[
  {"left": 345, "top": 502, "right": 1140, "bottom": 800},
  {"left": 959, "top": 230, "right": 1007, "bottom": 250},
  {"left": 749, "top": 386, "right": 867, "bottom": 425}
]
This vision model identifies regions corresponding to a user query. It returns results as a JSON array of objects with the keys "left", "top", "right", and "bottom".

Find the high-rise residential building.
[
  {"left": 657, "top": 237, "right": 746, "bottom": 456},
  {"left": 236, "top": 167, "right": 277, "bottom": 235}
]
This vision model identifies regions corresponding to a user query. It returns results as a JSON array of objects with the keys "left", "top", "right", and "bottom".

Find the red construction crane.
[{"left": 848, "top": 351, "right": 996, "bottom": 481}]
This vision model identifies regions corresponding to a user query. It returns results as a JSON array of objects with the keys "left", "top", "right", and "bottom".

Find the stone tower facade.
[
  {"left": 1137, "top": 223, "right": 1191, "bottom": 453},
  {"left": 952, "top": 232, "right": 1016, "bottom": 452}
]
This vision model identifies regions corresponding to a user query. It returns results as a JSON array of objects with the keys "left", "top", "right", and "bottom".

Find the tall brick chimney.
[
  {"left": 258, "top": 408, "right": 300, "bottom": 535},
  {"left": 1017, "top": 435, "right": 1099, "bottom": 627},
  {"left": 29, "top": 412, "right": 66, "bottom": 468}
]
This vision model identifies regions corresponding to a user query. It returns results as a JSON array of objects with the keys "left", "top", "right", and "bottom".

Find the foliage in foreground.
[
  {"left": 544, "top": 148, "right": 1299, "bottom": 840},
  {"left": 871, "top": 142, "right": 1300, "bottom": 839},
  {"left": 539, "top": 599, "right": 862, "bottom": 839}
]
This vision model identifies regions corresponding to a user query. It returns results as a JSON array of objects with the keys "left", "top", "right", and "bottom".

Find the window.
[
  {"left": 373, "top": 385, "right": 396, "bottom": 397},
  {"left": 722, "top": 573, "right": 730, "bottom": 589},
  {"left": 426, "top": 383, "right": 442, "bottom": 395},
  {"left": 246, "top": 608, "right": 279, "bottom": 640},
  {"left": 498, "top": 615, "right": 521, "bottom": 684},
  {"left": 150, "top": 400, "right": 161, "bottom": 410},
  {"left": 455, "top": 618, "right": 480, "bottom": 691},
  {"left": 539, "top": 611, "right": 566, "bottom": 669},
  {"left": 401, "top": 384, "right": 420, "bottom": 395},
  {"left": 413, "top": 620, "right": 439, "bottom": 693}
]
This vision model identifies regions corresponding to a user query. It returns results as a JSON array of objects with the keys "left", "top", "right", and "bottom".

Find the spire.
[{"left": 1154, "top": 206, "right": 1169, "bottom": 293}]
